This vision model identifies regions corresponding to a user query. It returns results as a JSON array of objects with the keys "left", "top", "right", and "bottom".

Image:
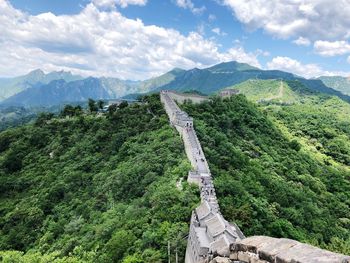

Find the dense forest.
[
  {"left": 0, "top": 95, "right": 199, "bottom": 262},
  {"left": 1, "top": 92, "right": 350, "bottom": 262},
  {"left": 182, "top": 95, "right": 350, "bottom": 255},
  {"left": 0, "top": 106, "right": 37, "bottom": 132}
]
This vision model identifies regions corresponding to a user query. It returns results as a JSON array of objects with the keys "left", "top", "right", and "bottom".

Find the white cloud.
[
  {"left": 222, "top": 0, "right": 350, "bottom": 41},
  {"left": 208, "top": 14, "right": 216, "bottom": 22},
  {"left": 174, "top": 0, "right": 206, "bottom": 15},
  {"left": 267, "top": 56, "right": 349, "bottom": 78},
  {"left": 92, "top": 0, "right": 116, "bottom": 8},
  {"left": 314, "top": 40, "right": 350, "bottom": 56},
  {"left": 223, "top": 47, "right": 261, "bottom": 68},
  {"left": 0, "top": 0, "right": 260, "bottom": 79},
  {"left": 116, "top": 0, "right": 147, "bottom": 8},
  {"left": 92, "top": 0, "right": 147, "bottom": 8},
  {"left": 212, "top": 27, "right": 227, "bottom": 36},
  {"left": 293, "top": 37, "right": 311, "bottom": 46},
  {"left": 256, "top": 49, "right": 270, "bottom": 57}
]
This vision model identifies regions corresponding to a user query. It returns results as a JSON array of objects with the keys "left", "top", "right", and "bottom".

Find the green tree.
[
  {"left": 98, "top": 100, "right": 104, "bottom": 110},
  {"left": 88, "top": 98, "right": 98, "bottom": 113},
  {"left": 61, "top": 105, "right": 76, "bottom": 117},
  {"left": 35, "top": 112, "right": 54, "bottom": 126},
  {"left": 289, "top": 139, "right": 301, "bottom": 151},
  {"left": 119, "top": 101, "right": 128, "bottom": 109}
]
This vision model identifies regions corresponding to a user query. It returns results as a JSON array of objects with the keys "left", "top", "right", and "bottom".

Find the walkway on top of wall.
[{"left": 161, "top": 90, "right": 350, "bottom": 263}]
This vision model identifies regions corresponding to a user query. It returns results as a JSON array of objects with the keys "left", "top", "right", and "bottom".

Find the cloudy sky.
[{"left": 1, "top": 0, "right": 350, "bottom": 80}]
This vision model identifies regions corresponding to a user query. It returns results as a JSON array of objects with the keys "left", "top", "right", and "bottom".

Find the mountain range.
[
  {"left": 0, "top": 69, "right": 82, "bottom": 102},
  {"left": 1, "top": 61, "right": 349, "bottom": 107}
]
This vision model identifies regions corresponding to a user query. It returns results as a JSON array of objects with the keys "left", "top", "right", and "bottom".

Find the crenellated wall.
[
  {"left": 165, "top": 90, "right": 208, "bottom": 104},
  {"left": 161, "top": 90, "right": 244, "bottom": 263},
  {"left": 160, "top": 90, "right": 350, "bottom": 263}
]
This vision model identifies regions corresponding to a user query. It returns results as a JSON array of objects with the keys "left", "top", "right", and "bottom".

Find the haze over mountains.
[
  {"left": 1, "top": 61, "right": 350, "bottom": 107},
  {"left": 318, "top": 76, "right": 350, "bottom": 96},
  {"left": 0, "top": 69, "right": 82, "bottom": 102}
]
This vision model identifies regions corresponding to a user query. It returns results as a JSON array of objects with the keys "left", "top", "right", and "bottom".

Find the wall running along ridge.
[{"left": 160, "top": 90, "right": 350, "bottom": 263}]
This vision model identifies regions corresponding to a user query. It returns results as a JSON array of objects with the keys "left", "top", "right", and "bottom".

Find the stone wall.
[
  {"left": 160, "top": 90, "right": 350, "bottom": 263},
  {"left": 230, "top": 236, "right": 350, "bottom": 263},
  {"left": 160, "top": 90, "right": 244, "bottom": 263},
  {"left": 163, "top": 90, "right": 209, "bottom": 104}
]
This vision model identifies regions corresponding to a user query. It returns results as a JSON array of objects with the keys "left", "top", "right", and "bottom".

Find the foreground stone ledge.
[{"left": 230, "top": 236, "right": 350, "bottom": 263}]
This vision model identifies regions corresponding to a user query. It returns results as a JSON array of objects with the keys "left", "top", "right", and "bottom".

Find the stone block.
[
  {"left": 237, "top": 251, "right": 252, "bottom": 262},
  {"left": 275, "top": 243, "right": 350, "bottom": 263},
  {"left": 210, "top": 257, "right": 232, "bottom": 263},
  {"left": 235, "top": 236, "right": 274, "bottom": 254},
  {"left": 250, "top": 258, "right": 269, "bottom": 263},
  {"left": 229, "top": 253, "right": 238, "bottom": 260},
  {"left": 258, "top": 238, "right": 298, "bottom": 261}
]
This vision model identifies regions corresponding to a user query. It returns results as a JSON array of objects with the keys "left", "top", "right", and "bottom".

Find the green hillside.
[
  {"left": 182, "top": 95, "right": 350, "bottom": 254},
  {"left": 227, "top": 78, "right": 350, "bottom": 167},
  {"left": 226, "top": 79, "right": 302, "bottom": 103},
  {"left": 3, "top": 62, "right": 350, "bottom": 107},
  {"left": 319, "top": 76, "right": 350, "bottom": 96},
  {"left": 157, "top": 62, "right": 350, "bottom": 103},
  {"left": 1, "top": 91, "right": 349, "bottom": 262},
  {"left": 0, "top": 70, "right": 82, "bottom": 101},
  {"left": 0, "top": 106, "right": 37, "bottom": 131},
  {"left": 0, "top": 95, "right": 198, "bottom": 262}
]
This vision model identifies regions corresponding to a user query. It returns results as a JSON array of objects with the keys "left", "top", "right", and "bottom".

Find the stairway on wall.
[
  {"left": 160, "top": 90, "right": 350, "bottom": 263},
  {"left": 161, "top": 91, "right": 244, "bottom": 263}
]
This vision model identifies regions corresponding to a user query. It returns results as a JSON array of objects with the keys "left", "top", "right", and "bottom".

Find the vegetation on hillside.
[
  {"left": 226, "top": 79, "right": 317, "bottom": 104},
  {"left": 319, "top": 76, "right": 350, "bottom": 96},
  {"left": 0, "top": 106, "right": 37, "bottom": 131},
  {"left": 0, "top": 95, "right": 199, "bottom": 262},
  {"left": 266, "top": 96, "right": 350, "bottom": 167},
  {"left": 1, "top": 89, "right": 349, "bottom": 262},
  {"left": 182, "top": 95, "right": 350, "bottom": 254}
]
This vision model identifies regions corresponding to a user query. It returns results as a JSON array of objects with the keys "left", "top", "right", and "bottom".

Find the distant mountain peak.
[
  {"left": 27, "top": 69, "right": 45, "bottom": 76},
  {"left": 53, "top": 69, "right": 71, "bottom": 74},
  {"left": 208, "top": 61, "right": 259, "bottom": 72},
  {"left": 168, "top": 67, "right": 185, "bottom": 73}
]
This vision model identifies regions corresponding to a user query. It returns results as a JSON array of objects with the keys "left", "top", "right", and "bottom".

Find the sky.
[{"left": 1, "top": 0, "right": 350, "bottom": 80}]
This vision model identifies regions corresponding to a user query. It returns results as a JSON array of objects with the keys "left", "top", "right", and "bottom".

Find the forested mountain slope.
[
  {"left": 319, "top": 76, "right": 350, "bottom": 96},
  {"left": 156, "top": 62, "right": 350, "bottom": 103},
  {"left": 3, "top": 61, "right": 349, "bottom": 107},
  {"left": 182, "top": 95, "right": 350, "bottom": 254},
  {"left": 0, "top": 69, "right": 184, "bottom": 107},
  {"left": 227, "top": 79, "right": 350, "bottom": 167},
  {"left": 0, "top": 95, "right": 198, "bottom": 262},
  {"left": 1, "top": 92, "right": 349, "bottom": 262},
  {"left": 0, "top": 69, "right": 82, "bottom": 101},
  {"left": 226, "top": 79, "right": 305, "bottom": 104}
]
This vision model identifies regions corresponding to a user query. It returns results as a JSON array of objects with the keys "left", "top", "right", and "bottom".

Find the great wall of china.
[{"left": 160, "top": 90, "right": 350, "bottom": 263}]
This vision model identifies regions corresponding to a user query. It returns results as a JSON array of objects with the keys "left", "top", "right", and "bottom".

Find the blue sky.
[{"left": 1, "top": 0, "right": 350, "bottom": 79}]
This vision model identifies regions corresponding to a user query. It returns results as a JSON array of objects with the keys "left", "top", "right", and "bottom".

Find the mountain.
[
  {"left": 2, "top": 62, "right": 350, "bottom": 107},
  {"left": 226, "top": 79, "right": 298, "bottom": 103},
  {"left": 0, "top": 105, "right": 37, "bottom": 131},
  {"left": 99, "top": 68, "right": 184, "bottom": 98},
  {"left": 318, "top": 76, "right": 350, "bottom": 95},
  {"left": 156, "top": 61, "right": 350, "bottom": 102},
  {"left": 0, "top": 68, "right": 181, "bottom": 107},
  {"left": 2, "top": 78, "right": 111, "bottom": 107},
  {"left": 0, "top": 69, "right": 83, "bottom": 101}
]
